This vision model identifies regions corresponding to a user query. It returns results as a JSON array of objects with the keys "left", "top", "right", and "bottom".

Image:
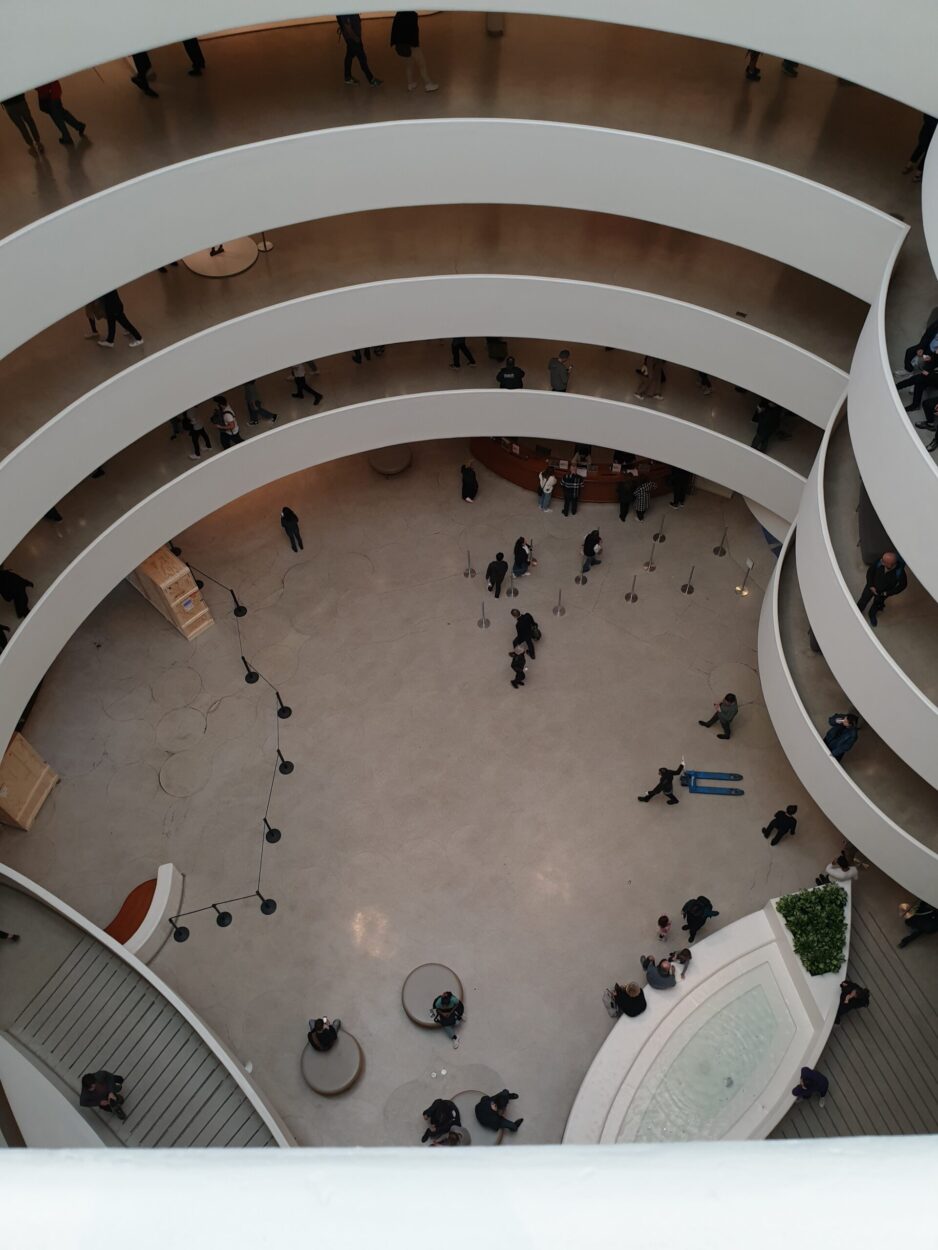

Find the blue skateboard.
[{"left": 680, "top": 769, "right": 744, "bottom": 796}]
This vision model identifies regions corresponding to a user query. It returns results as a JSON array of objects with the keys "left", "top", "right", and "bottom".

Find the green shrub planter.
[{"left": 776, "top": 884, "right": 847, "bottom": 975}]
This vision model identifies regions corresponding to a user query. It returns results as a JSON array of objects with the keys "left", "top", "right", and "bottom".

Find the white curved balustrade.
[
  {"left": 758, "top": 531, "right": 938, "bottom": 902},
  {"left": 796, "top": 414, "right": 938, "bottom": 790},
  {"left": 0, "top": 387, "right": 805, "bottom": 753},
  {"left": 0, "top": 120, "right": 906, "bottom": 359},
  {"left": 0, "top": 274, "right": 843, "bottom": 559},
  {"left": 2, "top": 1, "right": 935, "bottom": 115}
]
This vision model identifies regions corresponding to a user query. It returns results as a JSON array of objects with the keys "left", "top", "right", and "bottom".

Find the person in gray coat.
[
  {"left": 548, "top": 349, "right": 572, "bottom": 391},
  {"left": 699, "top": 693, "right": 738, "bottom": 740},
  {"left": 640, "top": 956, "right": 676, "bottom": 989}
]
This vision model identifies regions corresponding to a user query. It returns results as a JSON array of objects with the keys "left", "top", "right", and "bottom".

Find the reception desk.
[{"left": 469, "top": 437, "right": 671, "bottom": 503}]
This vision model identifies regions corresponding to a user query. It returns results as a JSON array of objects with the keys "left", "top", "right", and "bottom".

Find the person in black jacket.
[
  {"left": 903, "top": 113, "right": 937, "bottom": 181},
  {"left": 391, "top": 11, "right": 438, "bottom": 92},
  {"left": 762, "top": 804, "right": 798, "bottom": 845},
  {"left": 510, "top": 650, "right": 527, "bottom": 689},
  {"left": 98, "top": 288, "right": 143, "bottom": 347},
  {"left": 337, "top": 14, "right": 381, "bottom": 86},
  {"left": 280, "top": 506, "right": 303, "bottom": 552},
  {"left": 80, "top": 1071, "right": 127, "bottom": 1120},
  {"left": 857, "top": 552, "right": 907, "bottom": 627},
  {"left": 0, "top": 567, "right": 34, "bottom": 618},
  {"left": 613, "top": 982, "right": 647, "bottom": 1017},
  {"left": 421, "top": 1098, "right": 460, "bottom": 1142},
  {"left": 475, "top": 1089, "right": 523, "bottom": 1134},
  {"left": 308, "top": 1017, "right": 341, "bottom": 1051},
  {"left": 669, "top": 466, "right": 692, "bottom": 508},
  {"left": 901, "top": 314, "right": 938, "bottom": 372},
  {"left": 486, "top": 552, "right": 508, "bottom": 598},
  {"left": 616, "top": 475, "right": 636, "bottom": 522},
  {"left": 835, "top": 980, "right": 870, "bottom": 1024},
  {"left": 510, "top": 608, "right": 539, "bottom": 659},
  {"left": 561, "top": 469, "right": 583, "bottom": 516},
  {"left": 496, "top": 356, "right": 525, "bottom": 389},
  {"left": 638, "top": 762, "right": 684, "bottom": 805},
  {"left": 751, "top": 400, "right": 783, "bottom": 452},
  {"left": 681, "top": 896, "right": 719, "bottom": 943},
  {"left": 460, "top": 464, "right": 478, "bottom": 502},
  {"left": 582, "top": 529, "right": 603, "bottom": 573}
]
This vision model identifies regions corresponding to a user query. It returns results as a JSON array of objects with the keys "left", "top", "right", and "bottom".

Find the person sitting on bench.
[
  {"left": 475, "top": 1089, "right": 523, "bottom": 1134},
  {"left": 308, "top": 1016, "right": 341, "bottom": 1051},
  {"left": 80, "top": 1071, "right": 127, "bottom": 1121},
  {"left": 431, "top": 991, "right": 464, "bottom": 1048}
]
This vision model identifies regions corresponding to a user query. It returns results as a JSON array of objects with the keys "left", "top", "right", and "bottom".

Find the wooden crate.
[
  {"left": 126, "top": 548, "right": 214, "bottom": 641},
  {"left": 0, "top": 733, "right": 58, "bottom": 831}
]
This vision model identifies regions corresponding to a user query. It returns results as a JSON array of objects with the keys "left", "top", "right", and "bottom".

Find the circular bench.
[
  {"left": 401, "top": 964, "right": 464, "bottom": 1029},
  {"left": 368, "top": 444, "right": 414, "bottom": 477},
  {"left": 452, "top": 1090, "right": 503, "bottom": 1145},
  {"left": 183, "top": 236, "right": 259, "bottom": 278},
  {"left": 300, "top": 1030, "right": 364, "bottom": 1097}
]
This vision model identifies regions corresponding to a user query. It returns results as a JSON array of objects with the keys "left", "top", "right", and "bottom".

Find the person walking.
[
  {"left": 637, "top": 762, "right": 684, "bottom": 805},
  {"left": 537, "top": 463, "right": 556, "bottom": 511},
  {"left": 751, "top": 399, "right": 784, "bottom": 452},
  {"left": 390, "top": 10, "right": 438, "bottom": 92},
  {"left": 486, "top": 552, "right": 508, "bottom": 598},
  {"left": 185, "top": 412, "right": 211, "bottom": 460},
  {"left": 698, "top": 692, "right": 738, "bottom": 740},
  {"left": 421, "top": 1098, "right": 460, "bottom": 1142},
  {"left": 431, "top": 990, "right": 464, "bottom": 1048},
  {"left": 460, "top": 463, "right": 478, "bottom": 502},
  {"left": 243, "top": 380, "right": 278, "bottom": 426},
  {"left": 496, "top": 356, "right": 525, "bottom": 389},
  {"left": 835, "top": 980, "right": 870, "bottom": 1024},
  {"left": 633, "top": 476, "right": 651, "bottom": 521},
  {"left": 511, "top": 608, "right": 539, "bottom": 659},
  {"left": 762, "top": 805, "right": 798, "bottom": 845},
  {"left": 548, "top": 349, "right": 572, "bottom": 392},
  {"left": 903, "top": 113, "right": 937, "bottom": 181},
  {"left": 182, "top": 38, "right": 207, "bottom": 75},
  {"left": 2, "top": 94, "right": 44, "bottom": 154},
  {"left": 792, "top": 1067, "right": 828, "bottom": 1106},
  {"left": 337, "top": 14, "right": 381, "bottom": 85},
  {"left": 824, "top": 713, "right": 859, "bottom": 762},
  {"left": 281, "top": 507, "right": 303, "bottom": 553},
  {"left": 582, "top": 529, "right": 603, "bottom": 574},
  {"left": 475, "top": 1090, "right": 523, "bottom": 1135},
  {"left": 450, "top": 337, "right": 476, "bottom": 368},
  {"left": 130, "top": 51, "right": 160, "bottom": 97},
  {"left": 634, "top": 357, "right": 666, "bottom": 400},
  {"left": 640, "top": 955, "right": 676, "bottom": 990},
  {"left": 898, "top": 899, "right": 938, "bottom": 948},
  {"left": 510, "top": 649, "right": 527, "bottom": 689},
  {"left": 857, "top": 552, "right": 907, "bottom": 627},
  {"left": 669, "top": 466, "right": 692, "bottom": 508},
  {"left": 98, "top": 289, "right": 143, "bottom": 348},
  {"left": 0, "top": 567, "right": 34, "bottom": 618},
  {"left": 681, "top": 896, "right": 719, "bottom": 943},
  {"left": 36, "top": 80, "right": 85, "bottom": 145},
  {"left": 289, "top": 363, "right": 323, "bottom": 403},
  {"left": 561, "top": 467, "right": 583, "bottom": 517},
  {"left": 657, "top": 915, "right": 671, "bottom": 942},
  {"left": 512, "top": 536, "right": 533, "bottom": 579},
  {"left": 210, "top": 396, "right": 243, "bottom": 449},
  {"left": 79, "top": 1071, "right": 127, "bottom": 1120},
  {"left": 615, "top": 474, "right": 636, "bottom": 522}
]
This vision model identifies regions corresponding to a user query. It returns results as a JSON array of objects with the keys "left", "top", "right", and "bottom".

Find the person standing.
[
  {"left": 537, "top": 463, "right": 556, "bottom": 511},
  {"left": 338, "top": 15, "right": 382, "bottom": 85},
  {"left": 510, "top": 649, "right": 527, "bottom": 690},
  {"left": 390, "top": 11, "right": 438, "bottom": 92},
  {"left": 0, "top": 623, "right": 10, "bottom": 656},
  {"left": 792, "top": 1067, "right": 828, "bottom": 1106},
  {"left": 903, "top": 113, "right": 937, "bottom": 181},
  {"left": 561, "top": 467, "right": 582, "bottom": 517},
  {"left": 582, "top": 529, "right": 603, "bottom": 573},
  {"left": 762, "top": 805, "right": 798, "bottom": 845},
  {"left": 450, "top": 337, "right": 476, "bottom": 369},
  {"left": 510, "top": 608, "right": 539, "bottom": 659},
  {"left": 698, "top": 692, "right": 738, "bottom": 740},
  {"left": 486, "top": 552, "right": 508, "bottom": 598},
  {"left": 289, "top": 363, "right": 323, "bottom": 403},
  {"left": 669, "top": 466, "right": 692, "bottom": 508},
  {"left": 182, "top": 38, "right": 207, "bottom": 76},
  {"left": 512, "top": 536, "right": 533, "bottom": 579},
  {"left": 835, "top": 980, "right": 870, "bottom": 1025},
  {"left": 281, "top": 507, "right": 303, "bottom": 553},
  {"left": 637, "top": 762, "right": 683, "bottom": 805},
  {"left": 243, "top": 380, "right": 278, "bottom": 426},
  {"left": 211, "top": 396, "right": 242, "bottom": 449},
  {"left": 0, "top": 567, "right": 35, "bottom": 618},
  {"left": 475, "top": 1090, "right": 523, "bottom": 1135},
  {"left": 431, "top": 991, "right": 464, "bottom": 1048},
  {"left": 633, "top": 477, "right": 651, "bottom": 521},
  {"left": 496, "top": 356, "right": 525, "bottom": 389},
  {"left": 98, "top": 289, "right": 143, "bottom": 348},
  {"left": 634, "top": 357, "right": 666, "bottom": 400},
  {"left": 36, "top": 81, "right": 85, "bottom": 145},
  {"left": 548, "top": 349, "right": 572, "bottom": 392},
  {"left": 616, "top": 474, "right": 636, "bottom": 522},
  {"left": 681, "top": 895, "right": 719, "bottom": 943},
  {"left": 185, "top": 412, "right": 211, "bottom": 460},
  {"left": 824, "top": 713, "right": 859, "bottom": 762},
  {"left": 2, "top": 94, "right": 44, "bottom": 154},
  {"left": 857, "top": 552, "right": 907, "bottom": 627},
  {"left": 460, "top": 464, "right": 478, "bottom": 502},
  {"left": 130, "top": 51, "right": 160, "bottom": 97}
]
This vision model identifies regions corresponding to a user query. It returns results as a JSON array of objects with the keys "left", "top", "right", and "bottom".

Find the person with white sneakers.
[{"left": 390, "top": 11, "right": 439, "bottom": 92}]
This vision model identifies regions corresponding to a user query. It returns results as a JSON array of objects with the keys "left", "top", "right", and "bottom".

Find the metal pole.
[
  {"left": 713, "top": 527, "right": 728, "bottom": 557},
  {"left": 642, "top": 539, "right": 657, "bottom": 573},
  {"left": 463, "top": 550, "right": 476, "bottom": 579},
  {"left": 552, "top": 588, "right": 566, "bottom": 617},
  {"left": 477, "top": 600, "right": 490, "bottom": 629},
  {"left": 257, "top": 230, "right": 274, "bottom": 254},
  {"left": 681, "top": 565, "right": 696, "bottom": 595},
  {"left": 506, "top": 570, "right": 519, "bottom": 598},
  {"left": 653, "top": 515, "right": 667, "bottom": 544},
  {"left": 735, "top": 558, "right": 754, "bottom": 597},
  {"left": 624, "top": 574, "right": 638, "bottom": 603}
]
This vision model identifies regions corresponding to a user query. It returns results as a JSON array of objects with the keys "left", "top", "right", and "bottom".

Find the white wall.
[
  {"left": 758, "top": 533, "right": 938, "bottom": 901},
  {"left": 0, "top": 274, "right": 843, "bottom": 558},
  {"left": 795, "top": 417, "right": 938, "bottom": 790},
  {"left": 0, "top": 388, "right": 804, "bottom": 754},
  {"left": 0, "top": 120, "right": 906, "bottom": 359},
  {"left": 0, "top": 1037, "right": 104, "bottom": 1149},
  {"left": 2, "top": 0, "right": 937, "bottom": 114}
]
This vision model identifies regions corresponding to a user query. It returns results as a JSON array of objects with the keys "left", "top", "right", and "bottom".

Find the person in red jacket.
[{"left": 36, "top": 80, "right": 85, "bottom": 146}]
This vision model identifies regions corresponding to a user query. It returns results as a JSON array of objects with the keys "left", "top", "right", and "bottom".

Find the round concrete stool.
[
  {"left": 453, "top": 1090, "right": 503, "bottom": 1145},
  {"left": 368, "top": 444, "right": 413, "bottom": 478},
  {"left": 183, "top": 237, "right": 259, "bottom": 278},
  {"left": 300, "top": 1031, "right": 364, "bottom": 1096},
  {"left": 401, "top": 964, "right": 464, "bottom": 1028}
]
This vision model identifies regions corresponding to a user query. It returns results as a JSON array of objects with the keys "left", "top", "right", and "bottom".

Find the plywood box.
[
  {"left": 126, "top": 548, "right": 214, "bottom": 641},
  {"left": 0, "top": 733, "right": 58, "bottom": 831}
]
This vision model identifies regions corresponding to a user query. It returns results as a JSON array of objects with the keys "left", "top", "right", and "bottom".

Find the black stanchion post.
[
  {"left": 263, "top": 818, "right": 282, "bottom": 844},
  {"left": 275, "top": 692, "right": 292, "bottom": 719},
  {"left": 169, "top": 918, "right": 190, "bottom": 943},
  {"left": 713, "top": 527, "right": 728, "bottom": 557},
  {"left": 256, "top": 891, "right": 278, "bottom": 915},
  {"left": 735, "top": 558, "right": 754, "bottom": 597},
  {"left": 653, "top": 515, "right": 667, "bottom": 544},
  {"left": 241, "top": 656, "right": 259, "bottom": 684},
  {"left": 277, "top": 749, "right": 294, "bottom": 775},
  {"left": 212, "top": 904, "right": 233, "bottom": 928},
  {"left": 257, "top": 230, "right": 274, "bottom": 254},
  {"left": 230, "top": 588, "right": 247, "bottom": 617},
  {"left": 624, "top": 574, "right": 638, "bottom": 603},
  {"left": 642, "top": 538, "right": 657, "bottom": 573},
  {"left": 681, "top": 565, "right": 696, "bottom": 595}
]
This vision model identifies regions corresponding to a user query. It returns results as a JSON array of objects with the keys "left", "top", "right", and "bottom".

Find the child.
[
  {"left": 657, "top": 915, "right": 671, "bottom": 942},
  {"left": 671, "top": 948, "right": 692, "bottom": 979}
]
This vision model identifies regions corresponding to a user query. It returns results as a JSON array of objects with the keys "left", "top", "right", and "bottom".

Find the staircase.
[{"left": 7, "top": 935, "right": 277, "bottom": 1147}]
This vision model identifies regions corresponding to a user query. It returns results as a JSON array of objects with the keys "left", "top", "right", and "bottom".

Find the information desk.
[{"left": 469, "top": 437, "right": 672, "bottom": 504}]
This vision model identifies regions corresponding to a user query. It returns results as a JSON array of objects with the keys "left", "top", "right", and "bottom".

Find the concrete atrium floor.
[{"left": 3, "top": 441, "right": 934, "bottom": 1145}]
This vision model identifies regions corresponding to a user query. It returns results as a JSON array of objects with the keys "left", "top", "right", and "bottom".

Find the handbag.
[
  {"left": 530, "top": 624, "right": 542, "bottom": 641},
  {"left": 602, "top": 989, "right": 620, "bottom": 1019},
  {"left": 394, "top": 42, "right": 412, "bottom": 57}
]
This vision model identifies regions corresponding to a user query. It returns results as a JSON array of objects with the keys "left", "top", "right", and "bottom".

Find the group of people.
[
  {"left": 896, "top": 311, "right": 938, "bottom": 442},
  {"left": 604, "top": 904, "right": 714, "bottom": 1019},
  {"left": 421, "top": 1089, "right": 523, "bottom": 1145}
]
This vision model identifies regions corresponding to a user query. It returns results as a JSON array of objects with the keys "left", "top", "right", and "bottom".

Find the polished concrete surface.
[{"left": 0, "top": 440, "right": 862, "bottom": 1146}]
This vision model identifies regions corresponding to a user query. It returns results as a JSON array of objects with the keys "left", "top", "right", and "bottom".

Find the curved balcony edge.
[
  {"left": 758, "top": 528, "right": 938, "bottom": 901},
  {"left": 0, "top": 273, "right": 845, "bottom": 560},
  {"left": 0, "top": 118, "right": 906, "bottom": 359},
  {"left": 0, "top": 387, "right": 805, "bottom": 753}
]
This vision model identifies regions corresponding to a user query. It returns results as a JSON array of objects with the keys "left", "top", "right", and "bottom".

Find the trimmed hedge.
[{"left": 776, "top": 884, "right": 847, "bottom": 975}]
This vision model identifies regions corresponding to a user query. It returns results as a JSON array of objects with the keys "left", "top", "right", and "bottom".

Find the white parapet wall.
[{"left": 123, "top": 863, "right": 185, "bottom": 964}]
